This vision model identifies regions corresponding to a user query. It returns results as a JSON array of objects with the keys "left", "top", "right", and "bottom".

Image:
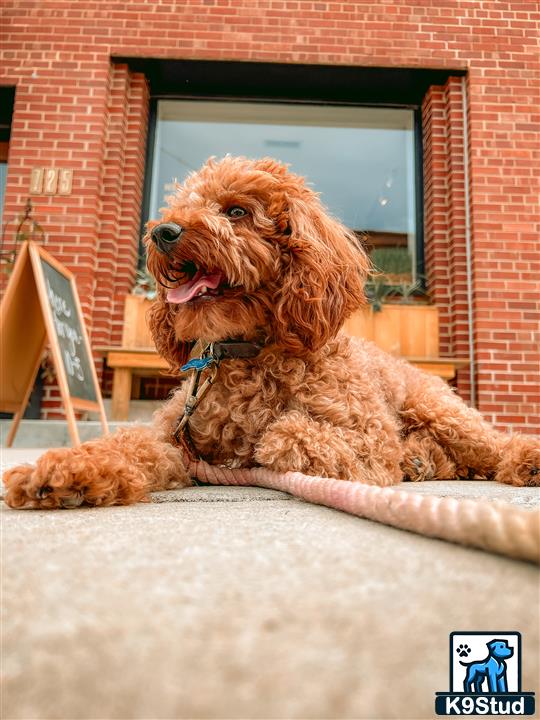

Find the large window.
[{"left": 148, "top": 100, "right": 419, "bottom": 283}]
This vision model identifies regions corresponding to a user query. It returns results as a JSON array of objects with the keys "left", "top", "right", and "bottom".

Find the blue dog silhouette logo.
[
  {"left": 435, "top": 632, "right": 535, "bottom": 715},
  {"left": 460, "top": 638, "right": 513, "bottom": 693}
]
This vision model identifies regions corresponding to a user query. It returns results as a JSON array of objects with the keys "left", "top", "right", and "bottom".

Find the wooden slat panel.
[
  {"left": 343, "top": 305, "right": 440, "bottom": 357},
  {"left": 423, "top": 308, "right": 440, "bottom": 357},
  {"left": 375, "top": 305, "right": 401, "bottom": 355},
  {"left": 342, "top": 307, "right": 374, "bottom": 340},
  {"left": 121, "top": 295, "right": 155, "bottom": 348}
]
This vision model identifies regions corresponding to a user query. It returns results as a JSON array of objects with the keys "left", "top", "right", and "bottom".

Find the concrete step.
[
  {"left": 0, "top": 418, "right": 145, "bottom": 448},
  {"left": 1, "top": 400, "right": 160, "bottom": 448},
  {"left": 92, "top": 399, "right": 162, "bottom": 423}
]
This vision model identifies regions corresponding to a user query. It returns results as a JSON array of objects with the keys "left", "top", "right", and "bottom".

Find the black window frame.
[{"left": 0, "top": 86, "right": 14, "bottom": 144}]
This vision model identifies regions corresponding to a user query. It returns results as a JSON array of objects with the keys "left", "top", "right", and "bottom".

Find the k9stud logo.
[{"left": 435, "top": 632, "right": 535, "bottom": 715}]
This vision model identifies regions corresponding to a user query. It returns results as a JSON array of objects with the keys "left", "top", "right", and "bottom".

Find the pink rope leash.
[{"left": 188, "top": 460, "right": 540, "bottom": 565}]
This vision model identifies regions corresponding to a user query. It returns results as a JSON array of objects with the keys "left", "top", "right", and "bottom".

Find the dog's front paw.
[
  {"left": 401, "top": 432, "right": 457, "bottom": 481},
  {"left": 3, "top": 464, "right": 45, "bottom": 509},
  {"left": 3, "top": 451, "right": 89, "bottom": 509},
  {"left": 3, "top": 446, "right": 148, "bottom": 509},
  {"left": 254, "top": 410, "right": 371, "bottom": 480},
  {"left": 495, "top": 435, "right": 540, "bottom": 487}
]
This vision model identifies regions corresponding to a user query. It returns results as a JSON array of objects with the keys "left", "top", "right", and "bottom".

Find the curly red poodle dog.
[{"left": 4, "top": 156, "right": 539, "bottom": 508}]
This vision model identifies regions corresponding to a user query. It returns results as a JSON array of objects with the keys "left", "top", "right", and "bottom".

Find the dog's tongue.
[{"left": 167, "top": 269, "right": 223, "bottom": 304}]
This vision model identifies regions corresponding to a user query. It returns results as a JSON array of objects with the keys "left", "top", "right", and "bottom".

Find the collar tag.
[{"left": 181, "top": 356, "right": 215, "bottom": 373}]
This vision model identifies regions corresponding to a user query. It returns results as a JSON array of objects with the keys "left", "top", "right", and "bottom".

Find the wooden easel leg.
[
  {"left": 64, "top": 402, "right": 81, "bottom": 447},
  {"left": 5, "top": 408, "right": 23, "bottom": 448},
  {"left": 96, "top": 392, "right": 109, "bottom": 437}
]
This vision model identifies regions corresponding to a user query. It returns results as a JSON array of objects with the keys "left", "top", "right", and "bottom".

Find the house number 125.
[{"left": 30, "top": 168, "right": 73, "bottom": 196}]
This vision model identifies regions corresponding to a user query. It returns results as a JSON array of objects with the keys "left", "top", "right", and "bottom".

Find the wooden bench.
[
  {"left": 406, "top": 356, "right": 469, "bottom": 380},
  {"left": 98, "top": 296, "right": 173, "bottom": 421},
  {"left": 100, "top": 297, "right": 469, "bottom": 421},
  {"left": 100, "top": 347, "right": 173, "bottom": 421},
  {"left": 101, "top": 348, "right": 469, "bottom": 422}
]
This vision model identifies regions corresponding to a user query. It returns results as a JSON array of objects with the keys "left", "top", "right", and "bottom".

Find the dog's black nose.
[{"left": 151, "top": 222, "right": 184, "bottom": 253}]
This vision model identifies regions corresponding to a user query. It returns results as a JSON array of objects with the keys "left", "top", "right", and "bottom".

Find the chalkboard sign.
[
  {"left": 0, "top": 242, "right": 108, "bottom": 446},
  {"left": 38, "top": 255, "right": 98, "bottom": 403}
]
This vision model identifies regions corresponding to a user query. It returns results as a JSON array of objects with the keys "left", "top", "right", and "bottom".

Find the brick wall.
[
  {"left": 95, "top": 64, "right": 149, "bottom": 350},
  {"left": 422, "top": 77, "right": 472, "bottom": 405},
  {"left": 1, "top": 0, "right": 538, "bottom": 432}
]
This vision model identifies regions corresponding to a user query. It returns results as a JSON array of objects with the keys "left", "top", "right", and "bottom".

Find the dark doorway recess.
[{"left": 112, "top": 57, "right": 465, "bottom": 107}]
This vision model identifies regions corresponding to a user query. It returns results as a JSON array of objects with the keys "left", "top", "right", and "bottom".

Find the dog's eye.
[{"left": 226, "top": 206, "right": 247, "bottom": 219}]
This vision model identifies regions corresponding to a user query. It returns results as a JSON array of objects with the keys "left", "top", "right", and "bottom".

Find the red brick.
[{"left": 1, "top": 0, "right": 538, "bottom": 430}]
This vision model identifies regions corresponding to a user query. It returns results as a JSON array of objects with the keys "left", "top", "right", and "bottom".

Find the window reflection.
[
  {"left": 0, "top": 162, "right": 7, "bottom": 219},
  {"left": 150, "top": 100, "right": 418, "bottom": 283}
]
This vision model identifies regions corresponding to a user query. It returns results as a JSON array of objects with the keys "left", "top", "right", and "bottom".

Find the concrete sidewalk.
[{"left": 1, "top": 446, "right": 539, "bottom": 719}]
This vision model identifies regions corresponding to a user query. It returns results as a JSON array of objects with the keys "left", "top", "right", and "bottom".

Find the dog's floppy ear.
[
  {"left": 273, "top": 191, "right": 370, "bottom": 355},
  {"left": 147, "top": 291, "right": 194, "bottom": 373}
]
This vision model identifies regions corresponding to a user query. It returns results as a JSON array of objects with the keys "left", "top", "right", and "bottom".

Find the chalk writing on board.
[
  {"left": 46, "top": 277, "right": 85, "bottom": 382},
  {"left": 39, "top": 255, "right": 97, "bottom": 403}
]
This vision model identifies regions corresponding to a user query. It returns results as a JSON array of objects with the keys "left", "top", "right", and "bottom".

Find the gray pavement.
[{"left": 1, "top": 446, "right": 539, "bottom": 719}]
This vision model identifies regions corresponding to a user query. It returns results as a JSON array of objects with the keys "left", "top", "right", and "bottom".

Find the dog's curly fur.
[{"left": 4, "top": 156, "right": 539, "bottom": 508}]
